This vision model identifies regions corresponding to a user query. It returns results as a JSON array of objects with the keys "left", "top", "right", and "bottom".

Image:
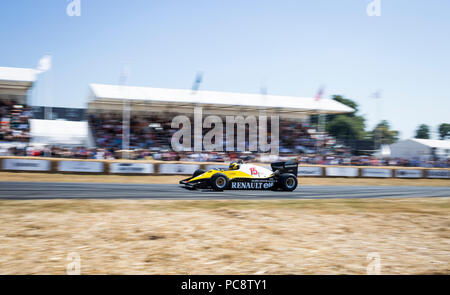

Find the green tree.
[
  {"left": 325, "top": 95, "right": 366, "bottom": 143},
  {"left": 415, "top": 124, "right": 430, "bottom": 139},
  {"left": 331, "top": 95, "right": 359, "bottom": 116},
  {"left": 326, "top": 115, "right": 365, "bottom": 142},
  {"left": 438, "top": 123, "right": 450, "bottom": 140},
  {"left": 367, "top": 120, "right": 399, "bottom": 149}
]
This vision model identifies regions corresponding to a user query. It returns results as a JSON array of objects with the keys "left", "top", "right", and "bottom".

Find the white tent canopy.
[
  {"left": 389, "top": 138, "right": 450, "bottom": 159},
  {"left": 88, "top": 83, "right": 354, "bottom": 117},
  {"left": 30, "top": 119, "right": 92, "bottom": 146},
  {"left": 373, "top": 144, "right": 391, "bottom": 158},
  {"left": 411, "top": 138, "right": 450, "bottom": 149}
]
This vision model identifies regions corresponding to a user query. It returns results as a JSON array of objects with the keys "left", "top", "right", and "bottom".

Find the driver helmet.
[{"left": 229, "top": 162, "right": 240, "bottom": 170}]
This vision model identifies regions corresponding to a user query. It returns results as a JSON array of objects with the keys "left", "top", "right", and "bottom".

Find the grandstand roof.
[
  {"left": 89, "top": 83, "right": 354, "bottom": 115},
  {"left": 0, "top": 67, "right": 36, "bottom": 83}
]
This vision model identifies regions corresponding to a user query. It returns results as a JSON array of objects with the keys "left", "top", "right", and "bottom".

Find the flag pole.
[
  {"left": 372, "top": 90, "right": 382, "bottom": 154},
  {"left": 36, "top": 54, "right": 52, "bottom": 156},
  {"left": 315, "top": 86, "right": 326, "bottom": 154},
  {"left": 121, "top": 66, "right": 130, "bottom": 159},
  {"left": 379, "top": 91, "right": 383, "bottom": 150}
]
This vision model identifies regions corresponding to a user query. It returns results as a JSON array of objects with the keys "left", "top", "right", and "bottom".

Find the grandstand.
[
  {"left": 0, "top": 67, "right": 35, "bottom": 143},
  {"left": 0, "top": 73, "right": 448, "bottom": 167},
  {"left": 87, "top": 83, "right": 355, "bottom": 158}
]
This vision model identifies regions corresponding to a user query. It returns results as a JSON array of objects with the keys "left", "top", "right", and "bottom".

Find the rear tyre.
[
  {"left": 279, "top": 173, "right": 298, "bottom": 191},
  {"left": 192, "top": 169, "right": 206, "bottom": 178},
  {"left": 210, "top": 173, "right": 229, "bottom": 191}
]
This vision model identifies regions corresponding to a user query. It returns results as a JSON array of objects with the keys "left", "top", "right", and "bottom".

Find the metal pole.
[
  {"left": 122, "top": 100, "right": 130, "bottom": 159},
  {"left": 43, "top": 70, "right": 51, "bottom": 157},
  {"left": 374, "top": 95, "right": 381, "bottom": 153},
  {"left": 319, "top": 113, "right": 326, "bottom": 133},
  {"left": 374, "top": 123, "right": 378, "bottom": 153},
  {"left": 379, "top": 94, "right": 383, "bottom": 150},
  {"left": 373, "top": 90, "right": 382, "bottom": 154},
  {"left": 120, "top": 66, "right": 130, "bottom": 159},
  {"left": 318, "top": 112, "right": 327, "bottom": 154},
  {"left": 44, "top": 70, "right": 51, "bottom": 121}
]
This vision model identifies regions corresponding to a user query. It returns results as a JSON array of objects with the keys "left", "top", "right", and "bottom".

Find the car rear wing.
[{"left": 270, "top": 161, "right": 298, "bottom": 176}]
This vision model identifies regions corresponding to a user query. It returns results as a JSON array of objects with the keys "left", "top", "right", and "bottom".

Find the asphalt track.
[{"left": 0, "top": 182, "right": 449, "bottom": 200}]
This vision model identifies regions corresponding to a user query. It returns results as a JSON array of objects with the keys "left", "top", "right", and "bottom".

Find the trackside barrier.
[
  {"left": 361, "top": 168, "right": 393, "bottom": 178},
  {"left": 110, "top": 163, "right": 155, "bottom": 174},
  {"left": 159, "top": 164, "right": 200, "bottom": 175},
  {"left": 58, "top": 161, "right": 104, "bottom": 173},
  {"left": 427, "top": 169, "right": 449, "bottom": 179},
  {"left": 326, "top": 167, "right": 359, "bottom": 177},
  {"left": 298, "top": 166, "right": 323, "bottom": 177},
  {"left": 2, "top": 158, "right": 51, "bottom": 171},
  {"left": 395, "top": 169, "right": 423, "bottom": 178},
  {"left": 0, "top": 157, "right": 449, "bottom": 179},
  {"left": 204, "top": 164, "right": 228, "bottom": 171}
]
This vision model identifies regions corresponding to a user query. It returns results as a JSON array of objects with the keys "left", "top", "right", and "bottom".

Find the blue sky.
[{"left": 0, "top": 0, "right": 449, "bottom": 139}]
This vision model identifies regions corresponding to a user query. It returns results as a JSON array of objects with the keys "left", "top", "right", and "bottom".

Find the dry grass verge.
[{"left": 0, "top": 198, "right": 449, "bottom": 274}]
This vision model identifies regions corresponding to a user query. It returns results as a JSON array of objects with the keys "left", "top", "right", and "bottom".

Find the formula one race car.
[{"left": 180, "top": 161, "right": 298, "bottom": 191}]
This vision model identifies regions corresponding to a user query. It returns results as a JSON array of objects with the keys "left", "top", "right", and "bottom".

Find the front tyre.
[
  {"left": 279, "top": 173, "right": 298, "bottom": 191},
  {"left": 210, "top": 173, "right": 229, "bottom": 191}
]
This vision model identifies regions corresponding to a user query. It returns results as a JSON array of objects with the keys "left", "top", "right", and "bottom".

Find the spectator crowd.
[
  {"left": 0, "top": 108, "right": 448, "bottom": 168},
  {"left": 88, "top": 112, "right": 341, "bottom": 153},
  {"left": 0, "top": 100, "right": 31, "bottom": 142}
]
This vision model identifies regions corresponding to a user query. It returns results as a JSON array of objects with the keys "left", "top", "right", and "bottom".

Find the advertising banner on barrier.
[
  {"left": 395, "top": 169, "right": 422, "bottom": 178},
  {"left": 58, "top": 161, "right": 104, "bottom": 173},
  {"left": 298, "top": 166, "right": 323, "bottom": 176},
  {"left": 205, "top": 164, "right": 228, "bottom": 171},
  {"left": 110, "top": 163, "right": 154, "bottom": 174},
  {"left": 427, "top": 170, "right": 449, "bottom": 179},
  {"left": 159, "top": 164, "right": 200, "bottom": 175},
  {"left": 2, "top": 159, "right": 50, "bottom": 171},
  {"left": 326, "top": 167, "right": 358, "bottom": 177},
  {"left": 361, "top": 168, "right": 392, "bottom": 178}
]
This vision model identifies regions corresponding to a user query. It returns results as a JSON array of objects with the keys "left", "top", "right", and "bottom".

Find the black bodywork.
[
  {"left": 180, "top": 161, "right": 298, "bottom": 191},
  {"left": 270, "top": 161, "right": 299, "bottom": 175}
]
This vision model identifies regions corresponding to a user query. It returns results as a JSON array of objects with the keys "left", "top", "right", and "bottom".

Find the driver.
[{"left": 229, "top": 162, "right": 240, "bottom": 170}]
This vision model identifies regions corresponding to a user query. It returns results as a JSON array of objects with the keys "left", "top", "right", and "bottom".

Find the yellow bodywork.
[{"left": 188, "top": 169, "right": 269, "bottom": 182}]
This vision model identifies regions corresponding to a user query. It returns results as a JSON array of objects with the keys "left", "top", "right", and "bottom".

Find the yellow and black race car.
[{"left": 180, "top": 161, "right": 298, "bottom": 191}]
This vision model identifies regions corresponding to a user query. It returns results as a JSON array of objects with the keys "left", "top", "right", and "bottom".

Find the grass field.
[
  {"left": 0, "top": 172, "right": 449, "bottom": 186},
  {"left": 0, "top": 198, "right": 449, "bottom": 274}
]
